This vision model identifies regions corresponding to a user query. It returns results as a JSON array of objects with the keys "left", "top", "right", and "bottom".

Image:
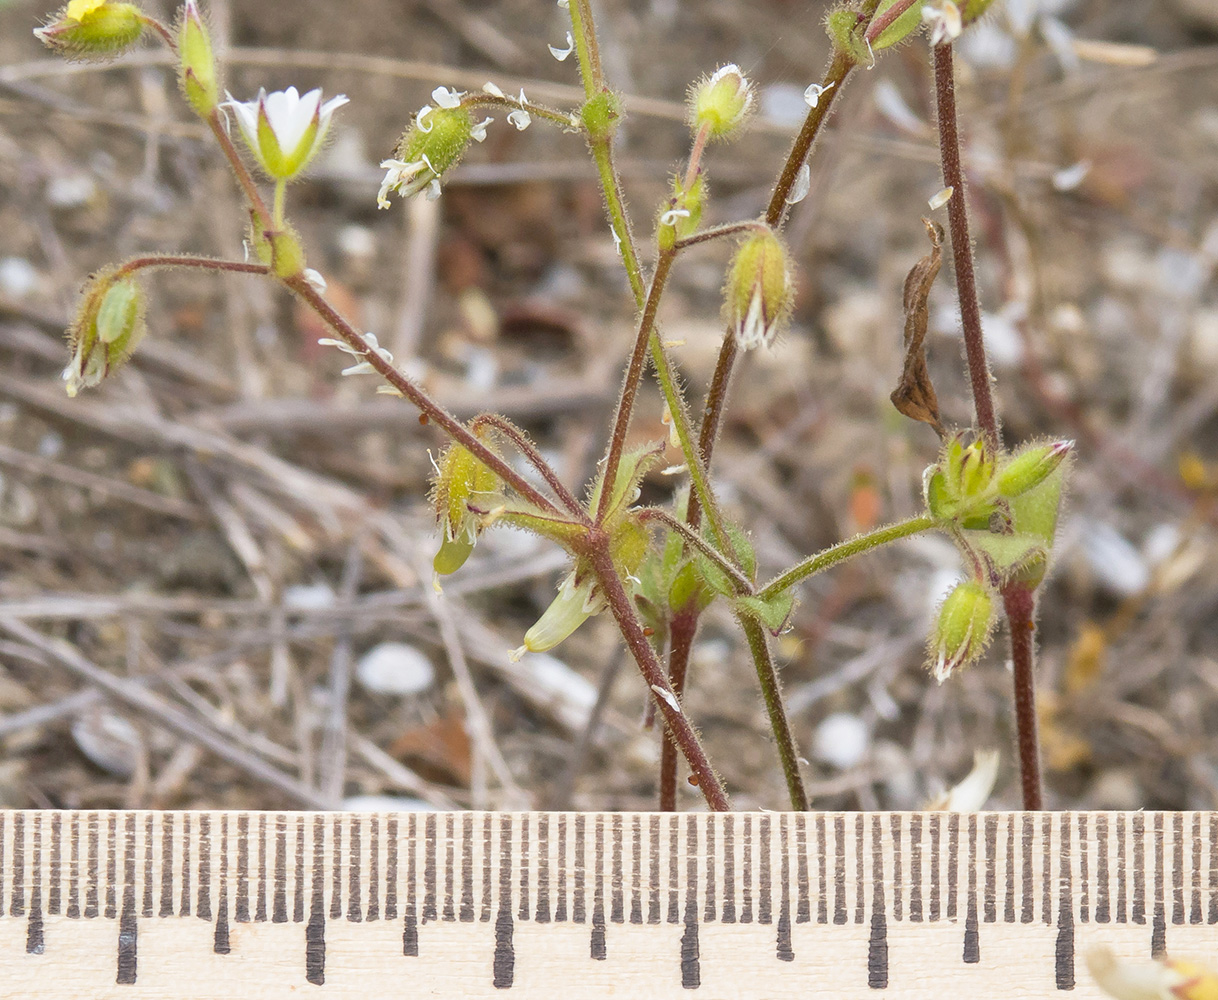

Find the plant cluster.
[{"left": 36, "top": 0, "right": 1072, "bottom": 813}]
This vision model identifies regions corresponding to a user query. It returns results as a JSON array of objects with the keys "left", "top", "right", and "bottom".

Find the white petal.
[
  {"left": 928, "top": 185, "right": 954, "bottom": 209},
  {"left": 482, "top": 81, "right": 505, "bottom": 98},
  {"left": 650, "top": 684, "right": 682, "bottom": 714},
  {"left": 548, "top": 32, "right": 575, "bottom": 61},
  {"left": 507, "top": 108, "right": 532, "bottom": 131},
  {"left": 470, "top": 116, "right": 493, "bottom": 142},
  {"left": 785, "top": 163, "right": 811, "bottom": 204},
  {"left": 303, "top": 268, "right": 327, "bottom": 294},
  {"left": 803, "top": 80, "right": 835, "bottom": 108},
  {"left": 660, "top": 207, "right": 690, "bottom": 226},
  {"left": 431, "top": 86, "right": 464, "bottom": 109}
]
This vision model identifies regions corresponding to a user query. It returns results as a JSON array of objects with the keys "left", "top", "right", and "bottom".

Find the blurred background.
[{"left": 0, "top": 0, "right": 1216, "bottom": 814}]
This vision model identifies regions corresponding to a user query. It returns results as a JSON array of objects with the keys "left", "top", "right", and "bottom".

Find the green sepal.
[
  {"left": 588, "top": 441, "right": 665, "bottom": 528},
  {"left": 872, "top": 0, "right": 923, "bottom": 49}
]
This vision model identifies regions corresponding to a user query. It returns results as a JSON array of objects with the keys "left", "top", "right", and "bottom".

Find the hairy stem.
[
  {"left": 139, "top": 14, "right": 178, "bottom": 52},
  {"left": 471, "top": 414, "right": 589, "bottom": 522},
  {"left": 1003, "top": 584, "right": 1043, "bottom": 809},
  {"left": 933, "top": 44, "right": 1041, "bottom": 807},
  {"left": 739, "top": 614, "right": 809, "bottom": 811},
  {"left": 932, "top": 42, "right": 1000, "bottom": 454},
  {"left": 287, "top": 276, "right": 564, "bottom": 517},
  {"left": 639, "top": 508, "right": 752, "bottom": 594},
  {"left": 116, "top": 255, "right": 270, "bottom": 278},
  {"left": 598, "top": 251, "right": 674, "bottom": 524},
  {"left": 206, "top": 108, "right": 272, "bottom": 230},
  {"left": 658, "top": 610, "right": 698, "bottom": 811},
  {"left": 757, "top": 515, "right": 934, "bottom": 601},
  {"left": 588, "top": 543, "right": 730, "bottom": 811},
  {"left": 567, "top": 0, "right": 604, "bottom": 96}
]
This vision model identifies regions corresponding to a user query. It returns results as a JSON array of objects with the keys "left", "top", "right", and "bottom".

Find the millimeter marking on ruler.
[{"left": 0, "top": 811, "right": 1215, "bottom": 998}]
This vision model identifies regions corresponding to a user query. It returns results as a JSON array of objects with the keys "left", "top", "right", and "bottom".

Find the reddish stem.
[
  {"left": 587, "top": 543, "right": 730, "bottom": 811},
  {"left": 932, "top": 43, "right": 1000, "bottom": 454},
  {"left": 658, "top": 610, "right": 699, "bottom": 811},
  {"left": 1003, "top": 584, "right": 1043, "bottom": 810}
]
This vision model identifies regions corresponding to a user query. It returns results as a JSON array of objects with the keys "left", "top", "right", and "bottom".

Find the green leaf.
[
  {"left": 735, "top": 591, "right": 796, "bottom": 634},
  {"left": 959, "top": 530, "right": 1046, "bottom": 579}
]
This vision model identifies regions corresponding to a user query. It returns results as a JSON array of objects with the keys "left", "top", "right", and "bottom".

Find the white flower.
[
  {"left": 803, "top": 81, "right": 835, "bottom": 108},
  {"left": 416, "top": 105, "right": 434, "bottom": 133},
  {"left": 318, "top": 332, "right": 393, "bottom": 375},
  {"left": 377, "top": 154, "right": 439, "bottom": 208},
  {"left": 222, "top": 86, "right": 348, "bottom": 181},
  {"left": 482, "top": 82, "right": 506, "bottom": 98},
  {"left": 659, "top": 207, "right": 690, "bottom": 227},
  {"left": 922, "top": 0, "right": 963, "bottom": 46},
  {"left": 302, "top": 268, "right": 327, "bottom": 294},
  {"left": 507, "top": 108, "right": 531, "bottom": 130},
  {"left": 548, "top": 32, "right": 575, "bottom": 61},
  {"left": 923, "top": 749, "right": 999, "bottom": 810},
  {"left": 431, "top": 86, "right": 464, "bottom": 109}
]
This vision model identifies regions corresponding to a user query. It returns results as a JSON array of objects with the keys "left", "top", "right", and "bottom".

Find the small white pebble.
[
  {"left": 0, "top": 257, "right": 39, "bottom": 299},
  {"left": 813, "top": 712, "right": 869, "bottom": 770},
  {"left": 356, "top": 642, "right": 436, "bottom": 696}
]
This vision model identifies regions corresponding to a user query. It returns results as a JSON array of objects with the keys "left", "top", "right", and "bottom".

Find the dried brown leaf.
[{"left": 891, "top": 218, "right": 946, "bottom": 437}]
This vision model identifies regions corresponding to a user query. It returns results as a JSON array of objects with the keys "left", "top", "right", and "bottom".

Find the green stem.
[
  {"left": 589, "top": 138, "right": 646, "bottom": 305},
  {"left": 460, "top": 93, "right": 574, "bottom": 129},
  {"left": 567, "top": 0, "right": 604, "bottom": 96},
  {"left": 272, "top": 179, "right": 287, "bottom": 229},
  {"left": 738, "top": 613, "right": 808, "bottom": 811},
  {"left": 649, "top": 331, "right": 733, "bottom": 556},
  {"left": 757, "top": 515, "right": 934, "bottom": 601}
]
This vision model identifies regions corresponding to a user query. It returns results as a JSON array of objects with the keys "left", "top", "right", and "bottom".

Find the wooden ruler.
[{"left": 0, "top": 810, "right": 1213, "bottom": 998}]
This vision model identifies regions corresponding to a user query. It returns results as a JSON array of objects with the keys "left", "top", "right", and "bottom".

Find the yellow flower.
[{"left": 65, "top": 0, "right": 106, "bottom": 21}]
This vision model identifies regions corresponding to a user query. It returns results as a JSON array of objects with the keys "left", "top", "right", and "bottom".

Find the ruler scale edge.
[{"left": 0, "top": 810, "right": 1213, "bottom": 998}]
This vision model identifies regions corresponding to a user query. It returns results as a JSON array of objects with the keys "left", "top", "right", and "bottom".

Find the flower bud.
[
  {"left": 62, "top": 271, "right": 145, "bottom": 397},
  {"left": 996, "top": 440, "right": 1073, "bottom": 499},
  {"left": 688, "top": 64, "right": 753, "bottom": 141},
  {"left": 222, "top": 87, "right": 348, "bottom": 182},
  {"left": 378, "top": 104, "right": 475, "bottom": 206},
  {"left": 34, "top": 0, "right": 145, "bottom": 60},
  {"left": 656, "top": 170, "right": 705, "bottom": 252},
  {"left": 723, "top": 229, "right": 794, "bottom": 350},
  {"left": 513, "top": 566, "right": 605, "bottom": 658},
  {"left": 178, "top": 0, "right": 218, "bottom": 117},
  {"left": 925, "top": 435, "right": 997, "bottom": 525},
  {"left": 430, "top": 438, "right": 501, "bottom": 577},
  {"left": 929, "top": 579, "right": 995, "bottom": 682}
]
